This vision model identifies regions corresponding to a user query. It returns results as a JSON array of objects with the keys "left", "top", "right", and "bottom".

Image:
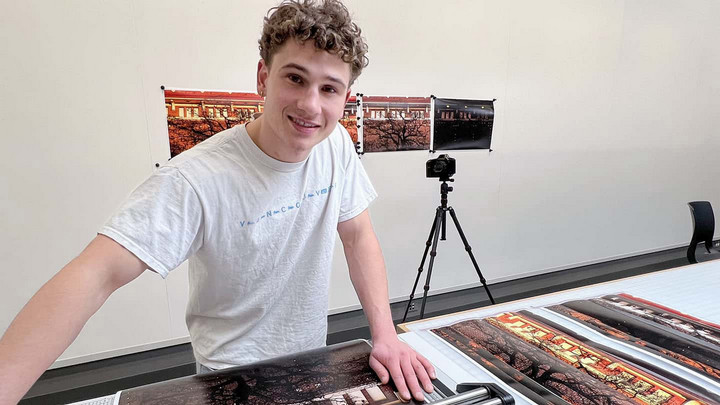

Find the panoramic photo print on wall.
[
  {"left": 339, "top": 96, "right": 359, "bottom": 145},
  {"left": 360, "top": 96, "right": 431, "bottom": 153},
  {"left": 164, "top": 89, "right": 264, "bottom": 158},
  {"left": 432, "top": 98, "right": 494, "bottom": 151}
]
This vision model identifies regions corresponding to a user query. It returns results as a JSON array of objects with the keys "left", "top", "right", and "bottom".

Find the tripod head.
[{"left": 440, "top": 179, "right": 454, "bottom": 209}]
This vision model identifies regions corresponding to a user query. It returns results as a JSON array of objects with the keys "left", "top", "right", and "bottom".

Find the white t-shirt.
[{"left": 100, "top": 123, "right": 376, "bottom": 369}]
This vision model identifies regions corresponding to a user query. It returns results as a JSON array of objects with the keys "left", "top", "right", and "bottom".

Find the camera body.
[{"left": 426, "top": 154, "right": 456, "bottom": 181}]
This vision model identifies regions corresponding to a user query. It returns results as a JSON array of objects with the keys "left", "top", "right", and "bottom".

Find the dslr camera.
[{"left": 426, "top": 154, "right": 456, "bottom": 181}]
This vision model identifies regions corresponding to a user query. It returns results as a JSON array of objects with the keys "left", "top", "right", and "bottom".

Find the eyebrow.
[{"left": 280, "top": 63, "right": 347, "bottom": 88}]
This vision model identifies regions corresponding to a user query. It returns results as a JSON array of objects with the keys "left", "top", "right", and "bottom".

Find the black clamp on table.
[{"left": 446, "top": 382, "right": 514, "bottom": 405}]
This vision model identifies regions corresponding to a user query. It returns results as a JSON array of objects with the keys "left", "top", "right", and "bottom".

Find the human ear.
[{"left": 257, "top": 59, "right": 269, "bottom": 97}]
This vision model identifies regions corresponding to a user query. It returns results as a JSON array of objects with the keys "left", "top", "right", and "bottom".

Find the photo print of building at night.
[
  {"left": 433, "top": 98, "right": 494, "bottom": 151},
  {"left": 361, "top": 96, "right": 431, "bottom": 153},
  {"left": 164, "top": 89, "right": 264, "bottom": 158}
]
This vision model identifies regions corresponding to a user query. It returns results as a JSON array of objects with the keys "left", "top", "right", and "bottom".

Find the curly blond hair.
[{"left": 259, "top": 0, "right": 369, "bottom": 85}]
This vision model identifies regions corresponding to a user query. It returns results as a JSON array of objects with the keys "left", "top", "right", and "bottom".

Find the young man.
[{"left": 0, "top": 1, "right": 435, "bottom": 403}]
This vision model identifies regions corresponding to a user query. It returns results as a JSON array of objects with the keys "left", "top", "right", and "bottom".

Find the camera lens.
[{"left": 433, "top": 161, "right": 447, "bottom": 173}]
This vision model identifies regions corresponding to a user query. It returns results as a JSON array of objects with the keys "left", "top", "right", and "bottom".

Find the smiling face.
[{"left": 248, "top": 40, "right": 352, "bottom": 163}]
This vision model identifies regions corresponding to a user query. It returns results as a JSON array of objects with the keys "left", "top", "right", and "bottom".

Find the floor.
[{"left": 20, "top": 245, "right": 695, "bottom": 404}]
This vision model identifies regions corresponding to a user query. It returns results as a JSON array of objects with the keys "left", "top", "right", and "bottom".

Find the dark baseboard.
[
  {"left": 327, "top": 246, "right": 690, "bottom": 343},
  {"left": 21, "top": 245, "right": 695, "bottom": 404},
  {"left": 21, "top": 343, "right": 196, "bottom": 404}
]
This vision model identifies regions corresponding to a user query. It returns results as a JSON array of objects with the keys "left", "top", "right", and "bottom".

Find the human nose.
[{"left": 296, "top": 87, "right": 321, "bottom": 117}]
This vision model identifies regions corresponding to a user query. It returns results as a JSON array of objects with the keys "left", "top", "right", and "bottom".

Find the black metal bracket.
[{"left": 457, "top": 383, "right": 514, "bottom": 404}]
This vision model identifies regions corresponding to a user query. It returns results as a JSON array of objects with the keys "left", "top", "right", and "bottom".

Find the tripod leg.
[
  {"left": 402, "top": 207, "right": 442, "bottom": 323},
  {"left": 441, "top": 209, "right": 447, "bottom": 241},
  {"left": 448, "top": 207, "right": 496, "bottom": 305},
  {"left": 420, "top": 207, "right": 444, "bottom": 319}
]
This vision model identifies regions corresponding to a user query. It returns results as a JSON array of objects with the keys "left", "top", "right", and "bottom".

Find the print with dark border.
[
  {"left": 586, "top": 297, "right": 720, "bottom": 367},
  {"left": 616, "top": 293, "right": 720, "bottom": 331},
  {"left": 432, "top": 98, "right": 493, "bottom": 151},
  {"left": 603, "top": 294, "right": 720, "bottom": 349},
  {"left": 548, "top": 302, "right": 720, "bottom": 383}
]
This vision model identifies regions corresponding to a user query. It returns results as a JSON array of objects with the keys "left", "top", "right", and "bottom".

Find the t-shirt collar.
[{"left": 237, "top": 124, "right": 310, "bottom": 172}]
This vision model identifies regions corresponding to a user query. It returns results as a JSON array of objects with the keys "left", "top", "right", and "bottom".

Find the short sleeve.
[
  {"left": 337, "top": 125, "right": 378, "bottom": 222},
  {"left": 99, "top": 166, "right": 204, "bottom": 278}
]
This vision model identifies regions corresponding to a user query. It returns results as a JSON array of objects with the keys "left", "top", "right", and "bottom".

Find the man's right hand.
[{"left": 0, "top": 235, "right": 147, "bottom": 404}]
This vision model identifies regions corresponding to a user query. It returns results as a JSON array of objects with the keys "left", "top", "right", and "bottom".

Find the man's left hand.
[{"left": 369, "top": 334, "right": 436, "bottom": 402}]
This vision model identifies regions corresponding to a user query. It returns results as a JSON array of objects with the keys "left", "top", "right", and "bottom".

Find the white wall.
[{"left": 1, "top": 0, "right": 718, "bottom": 368}]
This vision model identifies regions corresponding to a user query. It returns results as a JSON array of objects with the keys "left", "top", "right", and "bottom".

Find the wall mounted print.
[
  {"left": 360, "top": 96, "right": 431, "bottom": 153},
  {"left": 164, "top": 89, "right": 264, "bottom": 158},
  {"left": 339, "top": 96, "right": 359, "bottom": 145},
  {"left": 432, "top": 98, "right": 494, "bottom": 151}
]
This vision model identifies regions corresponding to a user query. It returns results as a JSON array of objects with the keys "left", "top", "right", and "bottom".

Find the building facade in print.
[
  {"left": 165, "top": 90, "right": 264, "bottom": 157},
  {"left": 486, "top": 312, "right": 708, "bottom": 404},
  {"left": 549, "top": 300, "right": 720, "bottom": 383},
  {"left": 433, "top": 98, "right": 494, "bottom": 150},
  {"left": 433, "top": 319, "right": 643, "bottom": 405},
  {"left": 339, "top": 96, "right": 358, "bottom": 144},
  {"left": 362, "top": 96, "right": 431, "bottom": 153}
]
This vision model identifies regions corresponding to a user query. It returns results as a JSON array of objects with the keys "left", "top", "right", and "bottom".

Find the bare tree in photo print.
[
  {"left": 361, "top": 96, "right": 430, "bottom": 153},
  {"left": 165, "top": 90, "right": 264, "bottom": 158}
]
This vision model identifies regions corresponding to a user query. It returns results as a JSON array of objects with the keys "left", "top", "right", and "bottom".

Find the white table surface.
[{"left": 399, "top": 260, "right": 720, "bottom": 404}]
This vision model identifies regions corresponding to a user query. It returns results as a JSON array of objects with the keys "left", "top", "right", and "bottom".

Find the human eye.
[
  {"left": 322, "top": 85, "right": 338, "bottom": 94},
  {"left": 287, "top": 74, "right": 303, "bottom": 84}
]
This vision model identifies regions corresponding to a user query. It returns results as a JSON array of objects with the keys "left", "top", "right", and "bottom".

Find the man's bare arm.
[
  {"left": 338, "top": 210, "right": 435, "bottom": 402},
  {"left": 0, "top": 234, "right": 147, "bottom": 405}
]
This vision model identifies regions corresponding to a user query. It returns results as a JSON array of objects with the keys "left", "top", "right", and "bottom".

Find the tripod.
[{"left": 401, "top": 178, "right": 495, "bottom": 322}]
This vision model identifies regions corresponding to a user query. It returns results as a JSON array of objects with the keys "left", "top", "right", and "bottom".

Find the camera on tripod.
[
  {"left": 426, "top": 154, "right": 456, "bottom": 181},
  {"left": 403, "top": 153, "right": 496, "bottom": 322}
]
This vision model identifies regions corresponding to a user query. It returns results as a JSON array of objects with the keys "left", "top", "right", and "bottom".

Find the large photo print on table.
[
  {"left": 431, "top": 312, "right": 712, "bottom": 405},
  {"left": 600, "top": 293, "right": 720, "bottom": 348},
  {"left": 119, "top": 341, "right": 411, "bottom": 404},
  {"left": 360, "top": 96, "right": 431, "bottom": 153},
  {"left": 547, "top": 294, "right": 720, "bottom": 383},
  {"left": 432, "top": 98, "right": 494, "bottom": 150},
  {"left": 514, "top": 310, "right": 720, "bottom": 403},
  {"left": 164, "top": 89, "right": 264, "bottom": 158}
]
